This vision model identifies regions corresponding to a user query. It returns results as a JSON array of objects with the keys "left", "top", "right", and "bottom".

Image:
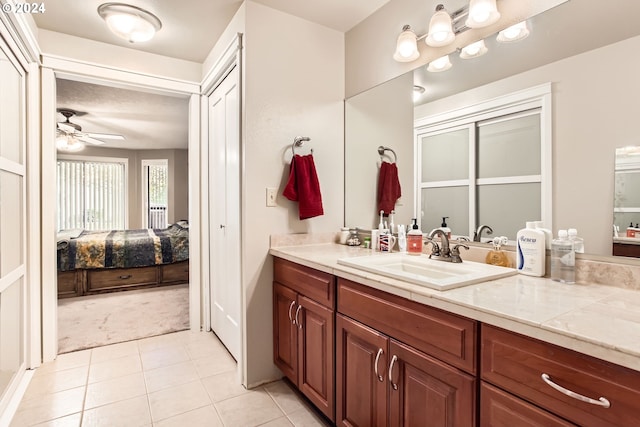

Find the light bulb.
[{"left": 427, "top": 55, "right": 452, "bottom": 72}]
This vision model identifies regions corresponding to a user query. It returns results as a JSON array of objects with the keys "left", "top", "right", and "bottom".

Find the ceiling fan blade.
[
  {"left": 77, "top": 135, "right": 105, "bottom": 145},
  {"left": 86, "top": 132, "right": 125, "bottom": 140},
  {"left": 57, "top": 122, "right": 76, "bottom": 133}
]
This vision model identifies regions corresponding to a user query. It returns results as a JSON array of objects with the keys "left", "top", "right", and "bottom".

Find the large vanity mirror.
[{"left": 345, "top": 1, "right": 640, "bottom": 258}]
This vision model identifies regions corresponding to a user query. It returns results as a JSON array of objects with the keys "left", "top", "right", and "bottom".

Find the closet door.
[{"left": 0, "top": 36, "right": 27, "bottom": 413}]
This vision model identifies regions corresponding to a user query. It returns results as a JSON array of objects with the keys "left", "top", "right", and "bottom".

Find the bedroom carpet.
[{"left": 58, "top": 284, "right": 190, "bottom": 354}]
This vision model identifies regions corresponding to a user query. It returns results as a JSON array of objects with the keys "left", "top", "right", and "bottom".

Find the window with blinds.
[{"left": 57, "top": 158, "right": 126, "bottom": 231}]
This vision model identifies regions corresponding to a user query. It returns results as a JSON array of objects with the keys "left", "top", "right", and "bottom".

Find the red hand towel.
[
  {"left": 377, "top": 161, "right": 401, "bottom": 216},
  {"left": 283, "top": 154, "right": 324, "bottom": 220}
]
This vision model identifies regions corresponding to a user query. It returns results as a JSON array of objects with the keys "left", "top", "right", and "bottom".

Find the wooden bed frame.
[{"left": 57, "top": 260, "right": 189, "bottom": 298}]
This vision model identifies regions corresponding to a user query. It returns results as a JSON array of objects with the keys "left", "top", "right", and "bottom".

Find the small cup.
[{"left": 379, "top": 234, "right": 397, "bottom": 252}]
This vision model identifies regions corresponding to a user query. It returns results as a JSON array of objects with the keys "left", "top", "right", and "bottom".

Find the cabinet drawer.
[
  {"left": 58, "top": 270, "right": 79, "bottom": 298},
  {"left": 481, "top": 324, "right": 640, "bottom": 427},
  {"left": 274, "top": 257, "right": 335, "bottom": 308},
  {"left": 87, "top": 266, "right": 157, "bottom": 292},
  {"left": 481, "top": 382, "right": 576, "bottom": 427},
  {"left": 338, "top": 278, "right": 477, "bottom": 374},
  {"left": 161, "top": 261, "right": 189, "bottom": 283}
]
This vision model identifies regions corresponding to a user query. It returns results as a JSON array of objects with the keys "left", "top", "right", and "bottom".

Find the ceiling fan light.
[
  {"left": 460, "top": 39, "right": 488, "bottom": 59},
  {"left": 427, "top": 55, "right": 452, "bottom": 72},
  {"left": 497, "top": 21, "right": 530, "bottom": 43},
  {"left": 56, "top": 135, "right": 84, "bottom": 152},
  {"left": 98, "top": 3, "right": 162, "bottom": 43},
  {"left": 426, "top": 5, "right": 455, "bottom": 47},
  {"left": 393, "top": 25, "right": 420, "bottom": 62},
  {"left": 466, "top": 0, "right": 500, "bottom": 28}
]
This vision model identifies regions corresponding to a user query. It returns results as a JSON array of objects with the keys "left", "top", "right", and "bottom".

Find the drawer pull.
[
  {"left": 294, "top": 305, "right": 303, "bottom": 329},
  {"left": 374, "top": 348, "right": 384, "bottom": 382},
  {"left": 119, "top": 274, "right": 132, "bottom": 280},
  {"left": 541, "top": 373, "right": 611, "bottom": 408},
  {"left": 388, "top": 355, "right": 398, "bottom": 390},
  {"left": 288, "top": 300, "right": 296, "bottom": 323}
]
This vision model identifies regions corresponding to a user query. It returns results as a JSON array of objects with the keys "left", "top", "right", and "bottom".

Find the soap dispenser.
[
  {"left": 440, "top": 217, "right": 451, "bottom": 238},
  {"left": 407, "top": 218, "right": 423, "bottom": 255}
]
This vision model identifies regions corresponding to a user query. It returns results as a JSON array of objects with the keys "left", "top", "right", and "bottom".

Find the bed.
[{"left": 57, "top": 221, "right": 189, "bottom": 298}]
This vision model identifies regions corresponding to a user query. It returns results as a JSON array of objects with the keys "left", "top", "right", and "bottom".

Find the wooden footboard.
[{"left": 57, "top": 260, "right": 189, "bottom": 298}]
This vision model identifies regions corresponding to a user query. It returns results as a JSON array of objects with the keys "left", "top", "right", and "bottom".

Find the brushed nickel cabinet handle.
[
  {"left": 374, "top": 348, "right": 384, "bottom": 382},
  {"left": 119, "top": 274, "right": 132, "bottom": 280},
  {"left": 388, "top": 355, "right": 398, "bottom": 390},
  {"left": 294, "top": 305, "right": 302, "bottom": 329},
  {"left": 541, "top": 373, "right": 610, "bottom": 408},
  {"left": 288, "top": 300, "right": 296, "bottom": 323}
]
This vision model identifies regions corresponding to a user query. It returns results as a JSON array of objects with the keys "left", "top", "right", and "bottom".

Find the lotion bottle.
[
  {"left": 516, "top": 221, "right": 546, "bottom": 277},
  {"left": 407, "top": 218, "right": 423, "bottom": 255}
]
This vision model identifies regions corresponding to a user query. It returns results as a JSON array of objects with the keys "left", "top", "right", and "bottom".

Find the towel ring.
[
  {"left": 378, "top": 145, "right": 397, "bottom": 162},
  {"left": 292, "top": 136, "right": 313, "bottom": 155}
]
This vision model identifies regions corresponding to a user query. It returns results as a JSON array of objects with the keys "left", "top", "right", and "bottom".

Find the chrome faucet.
[
  {"left": 426, "top": 229, "right": 451, "bottom": 260},
  {"left": 473, "top": 224, "right": 493, "bottom": 242}
]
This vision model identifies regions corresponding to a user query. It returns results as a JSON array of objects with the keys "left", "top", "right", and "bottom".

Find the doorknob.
[{"left": 219, "top": 224, "right": 226, "bottom": 229}]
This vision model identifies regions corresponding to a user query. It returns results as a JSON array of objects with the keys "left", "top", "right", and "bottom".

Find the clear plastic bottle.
[
  {"left": 567, "top": 228, "right": 584, "bottom": 253},
  {"left": 551, "top": 230, "right": 575, "bottom": 283}
]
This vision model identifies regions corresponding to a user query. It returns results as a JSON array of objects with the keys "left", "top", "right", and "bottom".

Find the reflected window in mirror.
[
  {"left": 614, "top": 147, "right": 640, "bottom": 240},
  {"left": 415, "top": 85, "right": 551, "bottom": 241}
]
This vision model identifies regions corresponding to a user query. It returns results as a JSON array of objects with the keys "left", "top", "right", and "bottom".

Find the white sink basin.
[{"left": 337, "top": 253, "right": 516, "bottom": 291}]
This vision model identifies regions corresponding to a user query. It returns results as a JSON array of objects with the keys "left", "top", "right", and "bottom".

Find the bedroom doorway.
[{"left": 208, "top": 64, "right": 242, "bottom": 361}]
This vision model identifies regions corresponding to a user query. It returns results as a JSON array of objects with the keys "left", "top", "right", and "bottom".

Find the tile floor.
[{"left": 10, "top": 331, "right": 330, "bottom": 427}]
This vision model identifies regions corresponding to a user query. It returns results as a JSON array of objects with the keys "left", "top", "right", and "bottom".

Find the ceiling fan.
[{"left": 56, "top": 108, "right": 125, "bottom": 146}]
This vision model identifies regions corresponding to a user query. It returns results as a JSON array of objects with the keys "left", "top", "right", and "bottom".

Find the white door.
[{"left": 208, "top": 65, "right": 241, "bottom": 360}]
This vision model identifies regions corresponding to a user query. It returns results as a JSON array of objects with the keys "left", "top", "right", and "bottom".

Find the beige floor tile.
[
  {"left": 81, "top": 395, "right": 151, "bottom": 427},
  {"left": 90, "top": 340, "right": 140, "bottom": 364},
  {"left": 260, "top": 417, "right": 294, "bottom": 427},
  {"left": 264, "top": 381, "right": 307, "bottom": 415},
  {"left": 192, "top": 352, "right": 236, "bottom": 379},
  {"left": 184, "top": 336, "right": 229, "bottom": 360},
  {"left": 84, "top": 372, "right": 147, "bottom": 409},
  {"left": 12, "top": 387, "right": 85, "bottom": 426},
  {"left": 32, "top": 412, "right": 82, "bottom": 427},
  {"left": 201, "top": 370, "right": 249, "bottom": 402},
  {"left": 147, "top": 380, "right": 211, "bottom": 422},
  {"left": 137, "top": 333, "right": 183, "bottom": 353},
  {"left": 143, "top": 360, "right": 199, "bottom": 393},
  {"left": 139, "top": 344, "right": 190, "bottom": 371},
  {"left": 36, "top": 350, "right": 92, "bottom": 375},
  {"left": 153, "top": 404, "right": 223, "bottom": 427},
  {"left": 287, "top": 406, "right": 331, "bottom": 427},
  {"left": 214, "top": 389, "right": 284, "bottom": 427},
  {"left": 88, "top": 354, "right": 142, "bottom": 384},
  {"left": 23, "top": 366, "right": 89, "bottom": 399}
]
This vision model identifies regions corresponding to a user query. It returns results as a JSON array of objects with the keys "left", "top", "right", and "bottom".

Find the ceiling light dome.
[
  {"left": 98, "top": 3, "right": 162, "bottom": 43},
  {"left": 497, "top": 21, "right": 530, "bottom": 43},
  {"left": 56, "top": 135, "right": 84, "bottom": 152},
  {"left": 426, "top": 5, "right": 455, "bottom": 47},
  {"left": 466, "top": 0, "right": 500, "bottom": 29},
  {"left": 460, "top": 39, "right": 488, "bottom": 59}
]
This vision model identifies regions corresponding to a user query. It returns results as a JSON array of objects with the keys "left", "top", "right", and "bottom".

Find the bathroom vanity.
[{"left": 271, "top": 242, "right": 640, "bottom": 427}]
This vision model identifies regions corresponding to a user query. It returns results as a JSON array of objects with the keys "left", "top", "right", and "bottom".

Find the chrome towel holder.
[
  {"left": 378, "top": 145, "right": 397, "bottom": 162},
  {"left": 292, "top": 136, "right": 313, "bottom": 155}
]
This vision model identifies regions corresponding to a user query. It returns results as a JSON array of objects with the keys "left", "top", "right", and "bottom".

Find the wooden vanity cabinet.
[
  {"left": 336, "top": 278, "right": 476, "bottom": 427},
  {"left": 273, "top": 258, "right": 335, "bottom": 421},
  {"left": 482, "top": 324, "right": 640, "bottom": 427}
]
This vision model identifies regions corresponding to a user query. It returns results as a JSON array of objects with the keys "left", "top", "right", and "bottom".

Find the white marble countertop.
[
  {"left": 269, "top": 242, "right": 640, "bottom": 372},
  {"left": 613, "top": 236, "right": 640, "bottom": 245}
]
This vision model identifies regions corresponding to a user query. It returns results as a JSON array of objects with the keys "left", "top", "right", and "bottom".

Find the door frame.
[
  {"left": 40, "top": 56, "right": 201, "bottom": 361},
  {"left": 200, "top": 33, "right": 245, "bottom": 380}
]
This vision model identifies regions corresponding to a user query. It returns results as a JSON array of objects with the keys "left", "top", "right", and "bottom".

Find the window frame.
[{"left": 141, "top": 158, "right": 169, "bottom": 228}]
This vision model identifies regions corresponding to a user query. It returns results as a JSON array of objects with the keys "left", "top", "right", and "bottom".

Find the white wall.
[
  {"left": 414, "top": 35, "right": 640, "bottom": 255},
  {"left": 242, "top": 1, "right": 344, "bottom": 386}
]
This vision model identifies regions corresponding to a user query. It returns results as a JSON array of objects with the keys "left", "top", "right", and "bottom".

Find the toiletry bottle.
[
  {"left": 339, "top": 227, "right": 350, "bottom": 245},
  {"left": 567, "top": 228, "right": 584, "bottom": 253},
  {"left": 371, "top": 229, "right": 379, "bottom": 252},
  {"left": 407, "top": 218, "right": 423, "bottom": 255},
  {"left": 534, "top": 221, "right": 552, "bottom": 249},
  {"left": 516, "top": 221, "right": 546, "bottom": 277},
  {"left": 485, "top": 236, "right": 510, "bottom": 267},
  {"left": 397, "top": 224, "right": 407, "bottom": 253},
  {"left": 440, "top": 217, "right": 451, "bottom": 238},
  {"left": 551, "top": 230, "right": 575, "bottom": 283}
]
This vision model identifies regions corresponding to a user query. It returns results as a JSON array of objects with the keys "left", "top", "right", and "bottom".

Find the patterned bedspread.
[{"left": 57, "top": 223, "right": 189, "bottom": 272}]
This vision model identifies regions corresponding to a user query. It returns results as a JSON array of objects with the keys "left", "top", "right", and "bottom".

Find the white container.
[
  {"left": 371, "top": 230, "right": 380, "bottom": 252},
  {"left": 397, "top": 224, "right": 407, "bottom": 253},
  {"left": 551, "top": 230, "right": 575, "bottom": 283},
  {"left": 533, "top": 221, "right": 552, "bottom": 250},
  {"left": 516, "top": 221, "right": 546, "bottom": 277},
  {"left": 339, "top": 227, "right": 350, "bottom": 245},
  {"left": 567, "top": 228, "right": 584, "bottom": 253}
]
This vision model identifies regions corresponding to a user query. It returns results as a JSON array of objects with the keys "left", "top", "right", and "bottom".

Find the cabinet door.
[
  {"left": 298, "top": 294, "right": 335, "bottom": 421},
  {"left": 336, "top": 314, "right": 388, "bottom": 427},
  {"left": 481, "top": 382, "right": 576, "bottom": 427},
  {"left": 273, "top": 282, "right": 298, "bottom": 384},
  {"left": 388, "top": 339, "right": 476, "bottom": 427}
]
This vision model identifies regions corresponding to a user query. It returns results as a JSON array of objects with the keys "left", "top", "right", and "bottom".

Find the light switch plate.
[{"left": 266, "top": 187, "right": 277, "bottom": 207}]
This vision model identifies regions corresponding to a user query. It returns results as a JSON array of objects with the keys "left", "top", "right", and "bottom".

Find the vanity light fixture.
[
  {"left": 465, "top": 0, "right": 501, "bottom": 29},
  {"left": 413, "top": 85, "right": 426, "bottom": 102},
  {"left": 425, "top": 5, "right": 455, "bottom": 47},
  {"left": 56, "top": 135, "right": 84, "bottom": 152},
  {"left": 460, "top": 39, "right": 488, "bottom": 59},
  {"left": 427, "top": 55, "right": 452, "bottom": 72},
  {"left": 393, "top": 25, "right": 420, "bottom": 62},
  {"left": 97, "top": 3, "right": 162, "bottom": 43},
  {"left": 497, "top": 21, "right": 530, "bottom": 43}
]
